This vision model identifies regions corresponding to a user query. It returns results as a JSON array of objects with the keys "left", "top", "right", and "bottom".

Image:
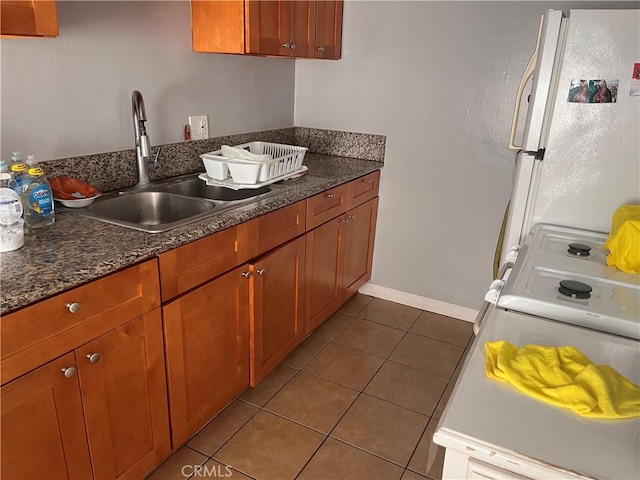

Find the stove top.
[{"left": 497, "top": 224, "right": 640, "bottom": 340}]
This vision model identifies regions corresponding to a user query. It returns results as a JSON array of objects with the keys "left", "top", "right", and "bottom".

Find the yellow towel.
[
  {"left": 603, "top": 205, "right": 640, "bottom": 273},
  {"left": 485, "top": 341, "right": 640, "bottom": 419}
]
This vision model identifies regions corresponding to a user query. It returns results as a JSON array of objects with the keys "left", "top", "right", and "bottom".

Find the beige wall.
[
  {"left": 1, "top": 1, "right": 296, "bottom": 161},
  {"left": 294, "top": 1, "right": 637, "bottom": 311}
]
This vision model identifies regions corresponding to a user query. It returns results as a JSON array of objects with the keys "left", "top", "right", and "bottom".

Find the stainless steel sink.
[
  {"left": 79, "top": 191, "right": 217, "bottom": 233},
  {"left": 148, "top": 177, "right": 272, "bottom": 201},
  {"left": 62, "top": 173, "right": 287, "bottom": 233}
]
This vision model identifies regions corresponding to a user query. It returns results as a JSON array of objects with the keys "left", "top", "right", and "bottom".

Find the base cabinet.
[
  {"left": 163, "top": 265, "right": 250, "bottom": 447},
  {"left": 1, "top": 353, "right": 92, "bottom": 480},
  {"left": 305, "top": 195, "right": 379, "bottom": 334},
  {"left": 1, "top": 311, "right": 170, "bottom": 480},
  {"left": 250, "top": 236, "right": 306, "bottom": 386},
  {"left": 342, "top": 197, "right": 379, "bottom": 300}
]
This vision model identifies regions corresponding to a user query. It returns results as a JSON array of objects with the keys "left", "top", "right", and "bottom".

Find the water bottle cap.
[
  {"left": 10, "top": 152, "right": 22, "bottom": 161},
  {"left": 26, "top": 155, "right": 37, "bottom": 165}
]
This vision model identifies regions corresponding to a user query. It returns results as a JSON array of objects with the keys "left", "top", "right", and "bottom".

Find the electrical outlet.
[{"left": 188, "top": 115, "right": 209, "bottom": 140}]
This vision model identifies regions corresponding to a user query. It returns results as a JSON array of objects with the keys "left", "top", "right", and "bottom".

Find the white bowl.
[
  {"left": 227, "top": 160, "right": 262, "bottom": 184},
  {"left": 56, "top": 194, "right": 101, "bottom": 208},
  {"left": 200, "top": 156, "right": 229, "bottom": 180}
]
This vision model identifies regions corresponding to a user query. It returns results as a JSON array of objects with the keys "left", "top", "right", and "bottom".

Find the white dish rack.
[
  {"left": 198, "top": 165, "right": 308, "bottom": 191},
  {"left": 200, "top": 142, "right": 308, "bottom": 185}
]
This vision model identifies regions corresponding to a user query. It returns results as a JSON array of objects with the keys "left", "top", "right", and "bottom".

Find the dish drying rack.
[{"left": 200, "top": 142, "right": 308, "bottom": 188}]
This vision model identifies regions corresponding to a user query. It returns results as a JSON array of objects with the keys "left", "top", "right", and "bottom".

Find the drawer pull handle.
[
  {"left": 66, "top": 302, "right": 81, "bottom": 314},
  {"left": 364, "top": 179, "right": 372, "bottom": 184},
  {"left": 326, "top": 193, "right": 336, "bottom": 199},
  {"left": 317, "top": 46, "right": 325, "bottom": 53},
  {"left": 86, "top": 353, "right": 101, "bottom": 364},
  {"left": 61, "top": 367, "right": 76, "bottom": 378},
  {"left": 257, "top": 268, "right": 266, "bottom": 276},
  {"left": 241, "top": 271, "right": 252, "bottom": 278}
]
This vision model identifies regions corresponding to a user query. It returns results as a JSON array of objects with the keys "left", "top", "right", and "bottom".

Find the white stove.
[{"left": 495, "top": 224, "right": 640, "bottom": 340}]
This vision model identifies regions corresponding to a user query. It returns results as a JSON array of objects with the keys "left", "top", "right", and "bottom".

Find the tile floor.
[{"left": 147, "top": 294, "right": 474, "bottom": 480}]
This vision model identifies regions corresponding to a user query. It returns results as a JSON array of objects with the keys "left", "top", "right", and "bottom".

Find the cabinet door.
[
  {"left": 246, "top": 0, "right": 282, "bottom": 55},
  {"left": 163, "top": 265, "right": 250, "bottom": 447},
  {"left": 286, "top": 0, "right": 314, "bottom": 57},
  {"left": 251, "top": 236, "right": 305, "bottom": 386},
  {"left": 76, "top": 310, "right": 170, "bottom": 480},
  {"left": 342, "top": 197, "right": 379, "bottom": 301},
  {"left": 0, "top": 0, "right": 58, "bottom": 37},
  {"left": 314, "top": 0, "right": 343, "bottom": 59},
  {"left": 305, "top": 215, "right": 345, "bottom": 334},
  {"left": 1, "top": 353, "right": 92, "bottom": 480}
]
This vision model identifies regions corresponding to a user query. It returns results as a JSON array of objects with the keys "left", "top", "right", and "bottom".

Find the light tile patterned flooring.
[{"left": 147, "top": 294, "right": 473, "bottom": 480}]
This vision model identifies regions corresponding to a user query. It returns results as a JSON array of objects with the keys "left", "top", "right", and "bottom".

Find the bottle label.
[
  {"left": 28, "top": 185, "right": 53, "bottom": 217},
  {"left": 27, "top": 167, "right": 44, "bottom": 176},
  {"left": 0, "top": 187, "right": 23, "bottom": 225},
  {"left": 11, "top": 163, "right": 26, "bottom": 173}
]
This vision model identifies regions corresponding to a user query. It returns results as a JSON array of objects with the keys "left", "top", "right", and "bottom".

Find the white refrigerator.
[
  {"left": 433, "top": 9, "right": 640, "bottom": 480},
  {"left": 500, "top": 9, "right": 640, "bottom": 267}
]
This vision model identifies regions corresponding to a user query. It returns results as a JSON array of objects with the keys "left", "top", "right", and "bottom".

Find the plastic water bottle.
[
  {"left": 0, "top": 160, "right": 25, "bottom": 251},
  {"left": 22, "top": 155, "right": 55, "bottom": 229},
  {"left": 9, "top": 151, "right": 27, "bottom": 193}
]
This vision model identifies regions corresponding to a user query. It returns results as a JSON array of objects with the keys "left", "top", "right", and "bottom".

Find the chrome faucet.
[{"left": 132, "top": 90, "right": 152, "bottom": 187}]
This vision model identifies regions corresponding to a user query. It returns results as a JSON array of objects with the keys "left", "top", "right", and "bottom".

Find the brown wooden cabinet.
[
  {"left": 163, "top": 265, "right": 250, "bottom": 447},
  {"left": 249, "top": 236, "right": 306, "bottom": 386},
  {"left": 191, "top": 0, "right": 342, "bottom": 59},
  {"left": 0, "top": 0, "right": 58, "bottom": 37},
  {"left": 1, "top": 353, "right": 92, "bottom": 480},
  {"left": 0, "top": 260, "right": 170, "bottom": 480},
  {"left": 314, "top": 0, "right": 343, "bottom": 59},
  {"left": 304, "top": 173, "right": 380, "bottom": 334},
  {"left": 342, "top": 197, "right": 379, "bottom": 301},
  {"left": 1, "top": 311, "right": 170, "bottom": 480}
]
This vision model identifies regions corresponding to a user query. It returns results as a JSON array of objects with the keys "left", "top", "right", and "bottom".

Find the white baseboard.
[{"left": 358, "top": 283, "right": 478, "bottom": 323}]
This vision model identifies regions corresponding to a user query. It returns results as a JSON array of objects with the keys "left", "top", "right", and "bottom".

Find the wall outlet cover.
[{"left": 188, "top": 115, "right": 209, "bottom": 140}]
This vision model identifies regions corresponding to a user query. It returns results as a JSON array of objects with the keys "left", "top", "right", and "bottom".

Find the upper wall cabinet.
[
  {"left": 191, "top": 0, "right": 342, "bottom": 60},
  {"left": 0, "top": 0, "right": 58, "bottom": 37}
]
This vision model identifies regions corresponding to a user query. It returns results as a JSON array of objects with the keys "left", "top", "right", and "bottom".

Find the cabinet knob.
[
  {"left": 256, "top": 268, "right": 266, "bottom": 276},
  {"left": 61, "top": 367, "right": 76, "bottom": 378},
  {"left": 348, "top": 215, "right": 355, "bottom": 221},
  {"left": 326, "top": 193, "right": 335, "bottom": 199},
  {"left": 241, "top": 271, "right": 252, "bottom": 278},
  {"left": 364, "top": 178, "right": 372, "bottom": 184},
  {"left": 66, "top": 302, "right": 81, "bottom": 313},
  {"left": 317, "top": 46, "right": 325, "bottom": 53},
  {"left": 86, "top": 353, "right": 101, "bottom": 364},
  {"left": 281, "top": 42, "right": 291, "bottom": 49},
  {"left": 290, "top": 43, "right": 296, "bottom": 50},
  {"left": 342, "top": 219, "right": 349, "bottom": 224}
]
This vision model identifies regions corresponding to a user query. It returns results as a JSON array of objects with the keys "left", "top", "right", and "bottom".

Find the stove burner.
[
  {"left": 568, "top": 243, "right": 591, "bottom": 257},
  {"left": 558, "top": 280, "right": 592, "bottom": 299}
]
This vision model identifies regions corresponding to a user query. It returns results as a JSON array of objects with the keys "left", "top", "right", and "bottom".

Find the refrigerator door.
[
  {"left": 520, "top": 10, "right": 565, "bottom": 152},
  {"left": 530, "top": 9, "right": 640, "bottom": 233}
]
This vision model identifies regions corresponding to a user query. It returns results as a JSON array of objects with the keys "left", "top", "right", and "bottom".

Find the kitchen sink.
[
  {"left": 61, "top": 173, "right": 287, "bottom": 233},
  {"left": 80, "top": 191, "right": 217, "bottom": 233},
  {"left": 148, "top": 177, "right": 272, "bottom": 201}
]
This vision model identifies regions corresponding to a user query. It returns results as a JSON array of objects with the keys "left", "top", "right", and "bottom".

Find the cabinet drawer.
[
  {"left": 1, "top": 259, "right": 160, "bottom": 385},
  {"left": 158, "top": 224, "right": 250, "bottom": 301},
  {"left": 347, "top": 171, "right": 380, "bottom": 209},
  {"left": 306, "top": 184, "right": 348, "bottom": 230},
  {"left": 247, "top": 201, "right": 306, "bottom": 258}
]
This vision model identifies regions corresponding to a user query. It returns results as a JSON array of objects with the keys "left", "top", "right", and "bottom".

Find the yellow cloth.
[
  {"left": 603, "top": 205, "right": 640, "bottom": 273},
  {"left": 485, "top": 341, "right": 640, "bottom": 419}
]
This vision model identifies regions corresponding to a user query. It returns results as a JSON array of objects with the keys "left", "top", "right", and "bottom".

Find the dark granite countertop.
[{"left": 0, "top": 153, "right": 382, "bottom": 314}]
